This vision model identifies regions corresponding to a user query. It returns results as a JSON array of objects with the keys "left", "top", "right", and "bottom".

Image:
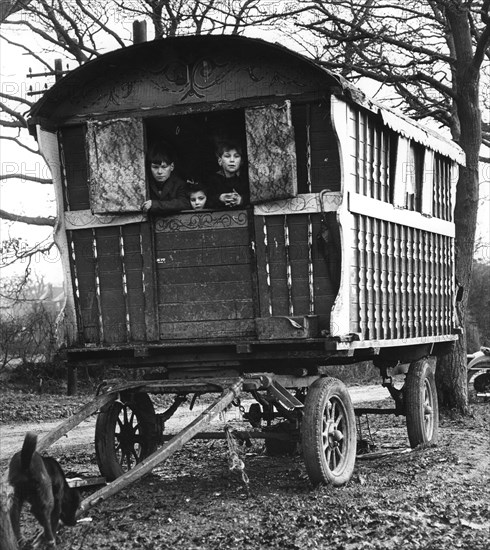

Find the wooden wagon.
[{"left": 27, "top": 35, "right": 464, "bottom": 499}]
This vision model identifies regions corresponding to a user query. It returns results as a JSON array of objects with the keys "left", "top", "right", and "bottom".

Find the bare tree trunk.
[{"left": 436, "top": 2, "right": 482, "bottom": 414}]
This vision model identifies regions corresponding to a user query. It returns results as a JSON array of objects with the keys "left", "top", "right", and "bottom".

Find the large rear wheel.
[
  {"left": 301, "top": 377, "right": 356, "bottom": 486},
  {"left": 95, "top": 392, "right": 158, "bottom": 481},
  {"left": 405, "top": 358, "right": 439, "bottom": 447}
]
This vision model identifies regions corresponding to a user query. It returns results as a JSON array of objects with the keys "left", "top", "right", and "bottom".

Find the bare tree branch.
[
  {"left": 0, "top": 174, "right": 52, "bottom": 184},
  {"left": 0, "top": 135, "right": 39, "bottom": 155},
  {"left": 0, "top": 209, "right": 55, "bottom": 226}
]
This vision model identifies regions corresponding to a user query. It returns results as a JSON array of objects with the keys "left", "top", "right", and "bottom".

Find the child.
[
  {"left": 208, "top": 140, "right": 249, "bottom": 208},
  {"left": 141, "top": 142, "right": 189, "bottom": 214},
  {"left": 187, "top": 181, "right": 208, "bottom": 211}
]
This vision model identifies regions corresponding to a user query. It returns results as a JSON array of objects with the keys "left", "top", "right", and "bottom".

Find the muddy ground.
[{"left": 0, "top": 383, "right": 489, "bottom": 550}]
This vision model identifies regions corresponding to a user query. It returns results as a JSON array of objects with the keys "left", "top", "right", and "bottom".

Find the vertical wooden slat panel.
[
  {"left": 307, "top": 215, "right": 315, "bottom": 314},
  {"left": 446, "top": 236, "right": 453, "bottom": 332},
  {"left": 61, "top": 125, "right": 89, "bottom": 211},
  {"left": 266, "top": 217, "right": 289, "bottom": 316},
  {"left": 311, "top": 216, "right": 333, "bottom": 329},
  {"left": 439, "top": 234, "right": 445, "bottom": 333},
  {"left": 94, "top": 227, "right": 127, "bottom": 344},
  {"left": 367, "top": 117, "right": 374, "bottom": 198},
  {"left": 406, "top": 227, "right": 414, "bottom": 338},
  {"left": 387, "top": 222, "right": 396, "bottom": 338},
  {"left": 119, "top": 227, "right": 131, "bottom": 341},
  {"left": 357, "top": 216, "right": 367, "bottom": 338},
  {"left": 440, "top": 235, "right": 446, "bottom": 332},
  {"left": 394, "top": 224, "right": 403, "bottom": 339},
  {"left": 412, "top": 228, "right": 420, "bottom": 338},
  {"left": 442, "top": 161, "right": 448, "bottom": 221},
  {"left": 400, "top": 225, "right": 408, "bottom": 338},
  {"left": 140, "top": 222, "right": 159, "bottom": 342},
  {"left": 423, "top": 232, "right": 431, "bottom": 336},
  {"left": 287, "top": 215, "right": 312, "bottom": 316},
  {"left": 70, "top": 230, "right": 100, "bottom": 343},
  {"left": 373, "top": 125, "right": 378, "bottom": 200},
  {"left": 283, "top": 215, "right": 294, "bottom": 316},
  {"left": 306, "top": 104, "right": 312, "bottom": 193},
  {"left": 418, "top": 231, "right": 426, "bottom": 336},
  {"left": 435, "top": 233, "right": 441, "bottom": 334},
  {"left": 380, "top": 220, "right": 389, "bottom": 339},
  {"left": 122, "top": 224, "right": 147, "bottom": 342},
  {"left": 372, "top": 219, "right": 382, "bottom": 339},
  {"left": 365, "top": 217, "right": 375, "bottom": 339},
  {"left": 430, "top": 233, "right": 437, "bottom": 335},
  {"left": 254, "top": 216, "right": 273, "bottom": 317},
  {"left": 362, "top": 113, "right": 369, "bottom": 196},
  {"left": 67, "top": 231, "right": 85, "bottom": 343},
  {"left": 91, "top": 229, "right": 104, "bottom": 342},
  {"left": 380, "top": 131, "right": 387, "bottom": 202},
  {"left": 445, "top": 162, "right": 451, "bottom": 221},
  {"left": 355, "top": 111, "right": 361, "bottom": 194}
]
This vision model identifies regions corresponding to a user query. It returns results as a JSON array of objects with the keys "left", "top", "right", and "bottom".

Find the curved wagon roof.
[{"left": 28, "top": 34, "right": 464, "bottom": 164}]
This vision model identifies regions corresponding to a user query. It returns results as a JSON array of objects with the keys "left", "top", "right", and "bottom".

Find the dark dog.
[{"left": 8, "top": 432, "right": 80, "bottom": 548}]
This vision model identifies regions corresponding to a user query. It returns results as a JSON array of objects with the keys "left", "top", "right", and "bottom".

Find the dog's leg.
[
  {"left": 50, "top": 496, "right": 62, "bottom": 543},
  {"left": 9, "top": 492, "right": 22, "bottom": 543},
  {"left": 30, "top": 491, "right": 56, "bottom": 548}
]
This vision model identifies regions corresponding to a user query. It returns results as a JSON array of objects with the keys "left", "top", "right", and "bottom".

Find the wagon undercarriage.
[{"left": 28, "top": 355, "right": 440, "bottom": 518}]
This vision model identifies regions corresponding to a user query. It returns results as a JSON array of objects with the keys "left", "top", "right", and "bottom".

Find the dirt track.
[{"left": 1, "top": 384, "right": 488, "bottom": 550}]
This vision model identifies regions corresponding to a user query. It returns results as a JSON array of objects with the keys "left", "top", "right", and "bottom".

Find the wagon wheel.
[
  {"left": 473, "top": 371, "right": 490, "bottom": 394},
  {"left": 404, "top": 358, "right": 439, "bottom": 447},
  {"left": 301, "top": 377, "right": 356, "bottom": 486},
  {"left": 95, "top": 392, "right": 158, "bottom": 481}
]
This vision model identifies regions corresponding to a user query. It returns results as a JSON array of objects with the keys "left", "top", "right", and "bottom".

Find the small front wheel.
[
  {"left": 405, "top": 358, "right": 439, "bottom": 447},
  {"left": 301, "top": 377, "right": 356, "bottom": 486},
  {"left": 95, "top": 392, "right": 158, "bottom": 481}
]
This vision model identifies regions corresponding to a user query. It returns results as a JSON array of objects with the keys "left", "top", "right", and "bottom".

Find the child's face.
[
  {"left": 218, "top": 149, "right": 242, "bottom": 177},
  {"left": 190, "top": 191, "right": 207, "bottom": 210},
  {"left": 151, "top": 161, "right": 174, "bottom": 183}
]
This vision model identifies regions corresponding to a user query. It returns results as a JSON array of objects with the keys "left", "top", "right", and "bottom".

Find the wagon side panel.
[{"left": 331, "top": 96, "right": 457, "bottom": 347}]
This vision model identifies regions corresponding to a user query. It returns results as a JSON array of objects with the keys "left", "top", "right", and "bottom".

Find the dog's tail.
[{"left": 20, "top": 432, "right": 38, "bottom": 470}]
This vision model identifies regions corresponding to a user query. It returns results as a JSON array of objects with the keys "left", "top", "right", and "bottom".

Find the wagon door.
[{"left": 155, "top": 210, "right": 257, "bottom": 340}]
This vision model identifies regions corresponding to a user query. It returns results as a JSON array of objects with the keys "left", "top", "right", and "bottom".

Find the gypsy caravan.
[{"left": 27, "top": 35, "right": 464, "bottom": 495}]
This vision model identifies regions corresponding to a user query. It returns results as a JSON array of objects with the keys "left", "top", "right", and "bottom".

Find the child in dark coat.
[
  {"left": 142, "top": 143, "right": 189, "bottom": 215},
  {"left": 208, "top": 141, "right": 249, "bottom": 208}
]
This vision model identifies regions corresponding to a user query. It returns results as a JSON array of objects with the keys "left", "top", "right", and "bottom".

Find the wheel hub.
[{"left": 325, "top": 420, "right": 344, "bottom": 448}]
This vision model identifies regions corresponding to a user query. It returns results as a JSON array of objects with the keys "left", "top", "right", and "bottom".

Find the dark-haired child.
[
  {"left": 187, "top": 181, "right": 208, "bottom": 211},
  {"left": 141, "top": 143, "right": 189, "bottom": 214},
  {"left": 208, "top": 141, "right": 249, "bottom": 208}
]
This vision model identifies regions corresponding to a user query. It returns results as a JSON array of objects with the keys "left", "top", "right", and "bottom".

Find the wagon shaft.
[{"left": 78, "top": 378, "right": 244, "bottom": 516}]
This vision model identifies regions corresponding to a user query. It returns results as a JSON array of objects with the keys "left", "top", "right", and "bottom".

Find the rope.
[{"left": 224, "top": 424, "right": 250, "bottom": 496}]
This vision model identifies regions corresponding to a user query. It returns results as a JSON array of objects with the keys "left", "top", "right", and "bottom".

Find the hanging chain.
[{"left": 224, "top": 425, "right": 250, "bottom": 495}]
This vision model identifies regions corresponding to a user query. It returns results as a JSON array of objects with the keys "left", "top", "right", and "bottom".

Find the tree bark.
[{"left": 436, "top": 2, "right": 483, "bottom": 413}]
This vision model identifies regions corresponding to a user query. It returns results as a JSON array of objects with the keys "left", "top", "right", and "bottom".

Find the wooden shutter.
[
  {"left": 245, "top": 101, "right": 298, "bottom": 204},
  {"left": 86, "top": 118, "right": 146, "bottom": 214}
]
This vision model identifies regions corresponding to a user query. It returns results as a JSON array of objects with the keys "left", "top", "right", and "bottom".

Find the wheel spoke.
[
  {"left": 302, "top": 377, "right": 356, "bottom": 486},
  {"left": 321, "top": 396, "right": 348, "bottom": 473}
]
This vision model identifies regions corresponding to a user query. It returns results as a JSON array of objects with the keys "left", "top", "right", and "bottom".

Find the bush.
[{"left": 0, "top": 304, "right": 58, "bottom": 370}]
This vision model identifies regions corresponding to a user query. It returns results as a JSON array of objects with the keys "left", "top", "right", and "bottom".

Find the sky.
[{"left": 0, "top": 13, "right": 489, "bottom": 287}]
